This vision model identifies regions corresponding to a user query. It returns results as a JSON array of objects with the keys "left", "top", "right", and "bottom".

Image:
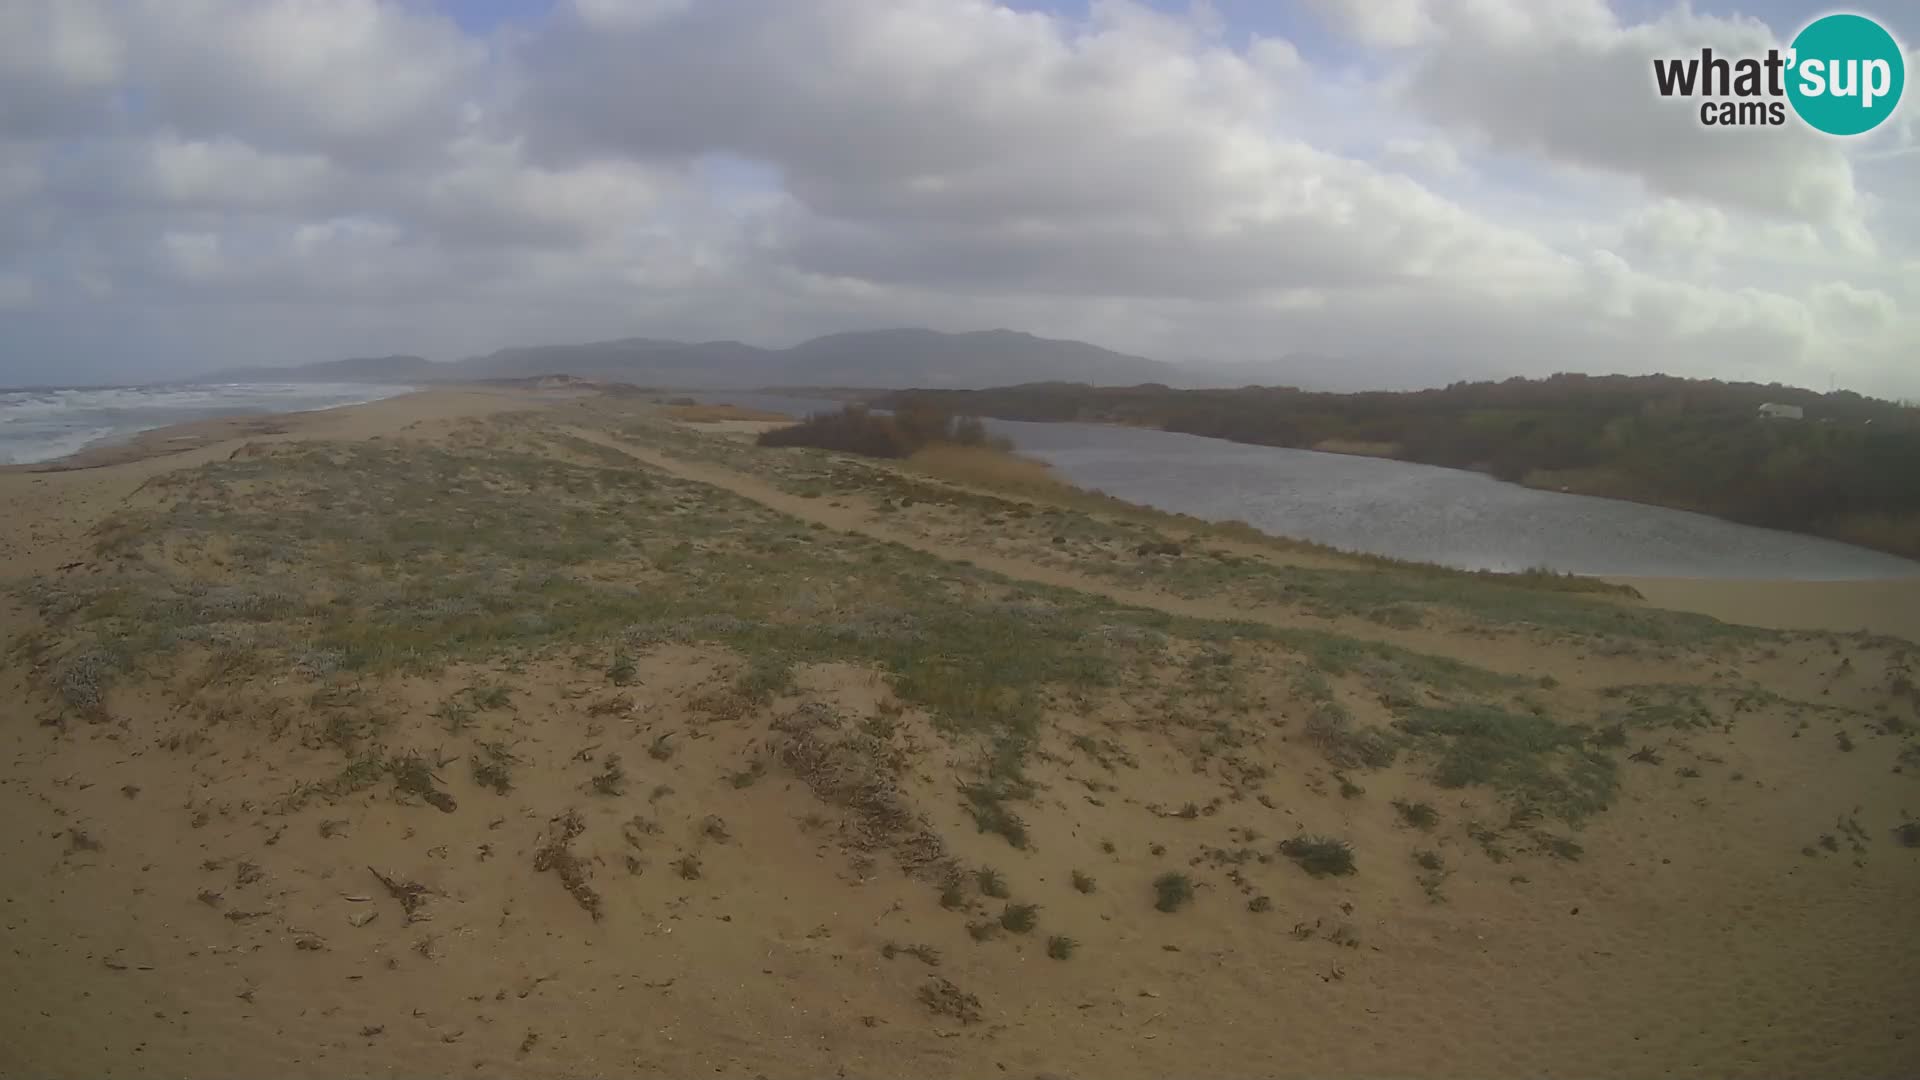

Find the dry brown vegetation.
[
  {"left": 1, "top": 388, "right": 1916, "bottom": 1078},
  {"left": 1310, "top": 438, "right": 1401, "bottom": 458},
  {"left": 905, "top": 442, "right": 1070, "bottom": 496}
]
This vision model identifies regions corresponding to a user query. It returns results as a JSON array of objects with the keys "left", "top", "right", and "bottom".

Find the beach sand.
[
  {"left": 1611, "top": 575, "right": 1920, "bottom": 642},
  {"left": 2, "top": 387, "right": 1915, "bottom": 1079}
]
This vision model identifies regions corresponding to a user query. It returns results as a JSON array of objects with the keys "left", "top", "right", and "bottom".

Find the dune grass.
[
  {"left": 999, "top": 903, "right": 1039, "bottom": 933},
  {"left": 1153, "top": 871, "right": 1194, "bottom": 912},
  {"left": 1279, "top": 836, "right": 1357, "bottom": 877},
  {"left": 1398, "top": 705, "right": 1619, "bottom": 823},
  {"left": 29, "top": 442, "right": 1154, "bottom": 729},
  {"left": 22, "top": 413, "right": 1596, "bottom": 844}
]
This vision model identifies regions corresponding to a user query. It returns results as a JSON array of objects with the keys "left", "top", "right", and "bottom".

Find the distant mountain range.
[{"left": 196, "top": 328, "right": 1186, "bottom": 390}]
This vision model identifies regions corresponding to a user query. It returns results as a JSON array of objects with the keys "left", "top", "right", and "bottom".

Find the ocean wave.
[
  {"left": 0, "top": 425, "right": 124, "bottom": 464},
  {"left": 0, "top": 382, "right": 415, "bottom": 465}
]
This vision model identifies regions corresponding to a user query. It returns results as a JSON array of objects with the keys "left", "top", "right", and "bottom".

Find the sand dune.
[{"left": 2, "top": 387, "right": 1916, "bottom": 1078}]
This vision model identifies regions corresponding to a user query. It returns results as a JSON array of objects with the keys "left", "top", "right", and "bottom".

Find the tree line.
[{"left": 758, "top": 402, "right": 999, "bottom": 458}]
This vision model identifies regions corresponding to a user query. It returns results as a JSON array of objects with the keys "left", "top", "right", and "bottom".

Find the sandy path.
[
  {"left": 641, "top": 424, "right": 1917, "bottom": 648},
  {"left": 563, "top": 426, "right": 1388, "bottom": 619},
  {"left": 562, "top": 427, "right": 1709, "bottom": 686}
]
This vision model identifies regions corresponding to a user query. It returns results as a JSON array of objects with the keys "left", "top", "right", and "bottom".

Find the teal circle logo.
[{"left": 1787, "top": 13, "right": 1905, "bottom": 135}]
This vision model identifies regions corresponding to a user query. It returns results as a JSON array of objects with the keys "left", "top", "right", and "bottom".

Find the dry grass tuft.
[
  {"left": 770, "top": 702, "right": 946, "bottom": 873},
  {"left": 918, "top": 977, "right": 982, "bottom": 1024},
  {"left": 532, "top": 810, "right": 603, "bottom": 920},
  {"left": 905, "top": 444, "right": 1066, "bottom": 496}
]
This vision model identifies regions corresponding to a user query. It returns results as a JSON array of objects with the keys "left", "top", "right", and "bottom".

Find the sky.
[{"left": 0, "top": 0, "right": 1916, "bottom": 395}]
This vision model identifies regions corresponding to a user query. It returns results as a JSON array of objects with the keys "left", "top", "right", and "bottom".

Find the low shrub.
[
  {"left": 1279, "top": 835, "right": 1356, "bottom": 877},
  {"left": 758, "top": 403, "right": 999, "bottom": 460},
  {"left": 1152, "top": 871, "right": 1194, "bottom": 912}
]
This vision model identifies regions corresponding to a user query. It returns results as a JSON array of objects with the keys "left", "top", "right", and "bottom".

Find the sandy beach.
[
  {"left": 3, "top": 386, "right": 1916, "bottom": 1079},
  {"left": 1611, "top": 575, "right": 1920, "bottom": 642}
]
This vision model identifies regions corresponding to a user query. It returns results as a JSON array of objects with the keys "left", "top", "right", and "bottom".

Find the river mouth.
[{"left": 687, "top": 392, "right": 1920, "bottom": 582}]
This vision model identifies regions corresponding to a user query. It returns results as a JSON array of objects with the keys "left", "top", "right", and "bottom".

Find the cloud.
[
  {"left": 414, "top": 135, "right": 675, "bottom": 245},
  {"left": 572, "top": 0, "right": 695, "bottom": 29},
  {"left": 121, "top": 0, "right": 483, "bottom": 159},
  {"left": 160, "top": 231, "right": 224, "bottom": 282},
  {"left": 140, "top": 136, "right": 341, "bottom": 209},
  {"left": 0, "top": 0, "right": 1912, "bottom": 400},
  {"left": 1382, "top": 136, "right": 1467, "bottom": 177},
  {"left": 1811, "top": 281, "right": 1897, "bottom": 335},
  {"left": 0, "top": 1, "right": 124, "bottom": 138},
  {"left": 519, "top": 0, "right": 1583, "bottom": 303},
  {"left": 0, "top": 271, "right": 37, "bottom": 310},
  {"left": 1325, "top": 0, "right": 1870, "bottom": 243},
  {"left": 1308, "top": 0, "right": 1440, "bottom": 48}
]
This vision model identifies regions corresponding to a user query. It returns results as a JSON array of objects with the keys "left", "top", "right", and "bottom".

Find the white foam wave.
[{"left": 0, "top": 382, "right": 414, "bottom": 465}]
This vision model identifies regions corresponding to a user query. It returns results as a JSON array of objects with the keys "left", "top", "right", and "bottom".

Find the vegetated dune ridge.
[{"left": 2, "top": 387, "right": 1916, "bottom": 1080}]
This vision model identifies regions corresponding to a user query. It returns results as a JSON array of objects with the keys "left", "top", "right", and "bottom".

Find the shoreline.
[
  {"left": 0, "top": 381, "right": 424, "bottom": 470},
  {"left": 2, "top": 377, "right": 622, "bottom": 472}
]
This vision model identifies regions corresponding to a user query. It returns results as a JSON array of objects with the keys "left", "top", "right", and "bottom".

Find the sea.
[{"left": 0, "top": 382, "right": 417, "bottom": 466}]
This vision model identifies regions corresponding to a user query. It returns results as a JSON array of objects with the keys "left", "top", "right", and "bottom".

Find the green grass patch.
[{"left": 1398, "top": 705, "right": 1618, "bottom": 823}]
